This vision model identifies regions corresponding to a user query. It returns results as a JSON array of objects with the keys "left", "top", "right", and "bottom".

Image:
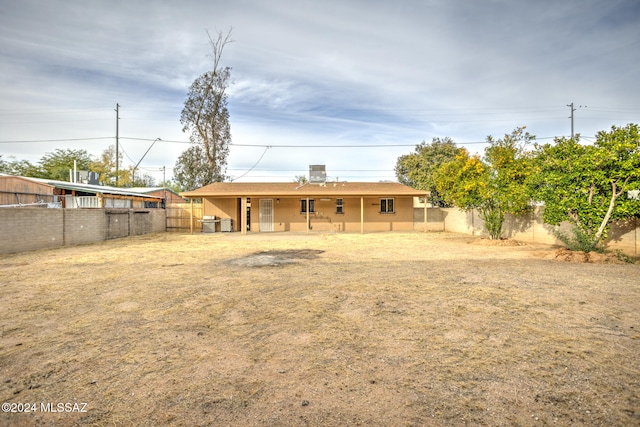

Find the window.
[
  {"left": 380, "top": 198, "right": 394, "bottom": 214},
  {"left": 300, "top": 199, "right": 315, "bottom": 213},
  {"left": 336, "top": 198, "right": 344, "bottom": 214}
]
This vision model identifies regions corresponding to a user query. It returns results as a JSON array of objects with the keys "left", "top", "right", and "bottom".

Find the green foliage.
[
  {"left": 553, "top": 226, "right": 605, "bottom": 253},
  {"left": 435, "top": 127, "right": 535, "bottom": 239},
  {"left": 90, "top": 145, "right": 129, "bottom": 186},
  {"left": 158, "top": 179, "right": 183, "bottom": 194},
  {"left": 39, "top": 148, "right": 93, "bottom": 181},
  {"left": 173, "top": 145, "right": 215, "bottom": 191},
  {"left": 532, "top": 123, "right": 640, "bottom": 250},
  {"left": 394, "top": 137, "right": 461, "bottom": 206},
  {"left": 293, "top": 175, "right": 308, "bottom": 184},
  {"left": 0, "top": 156, "right": 41, "bottom": 177},
  {"left": 178, "top": 29, "right": 233, "bottom": 186},
  {"left": 1, "top": 149, "right": 92, "bottom": 180}
]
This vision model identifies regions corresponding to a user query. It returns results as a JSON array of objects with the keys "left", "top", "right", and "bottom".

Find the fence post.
[{"left": 190, "top": 199, "right": 194, "bottom": 234}]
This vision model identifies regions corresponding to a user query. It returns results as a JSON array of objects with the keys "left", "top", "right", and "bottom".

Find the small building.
[
  {"left": 0, "top": 175, "right": 164, "bottom": 208},
  {"left": 181, "top": 181, "right": 429, "bottom": 233},
  {"left": 0, "top": 175, "right": 56, "bottom": 207},
  {"left": 127, "top": 187, "right": 186, "bottom": 205}
]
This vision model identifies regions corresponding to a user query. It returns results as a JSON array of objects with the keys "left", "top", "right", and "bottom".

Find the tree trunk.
[{"left": 593, "top": 178, "right": 628, "bottom": 247}]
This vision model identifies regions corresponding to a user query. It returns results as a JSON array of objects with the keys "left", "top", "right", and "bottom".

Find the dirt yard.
[{"left": 1, "top": 232, "right": 639, "bottom": 426}]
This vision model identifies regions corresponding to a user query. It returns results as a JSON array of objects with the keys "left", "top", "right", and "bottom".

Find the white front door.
[{"left": 259, "top": 199, "right": 274, "bottom": 232}]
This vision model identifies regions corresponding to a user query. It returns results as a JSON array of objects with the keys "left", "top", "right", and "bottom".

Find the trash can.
[{"left": 220, "top": 218, "right": 233, "bottom": 232}]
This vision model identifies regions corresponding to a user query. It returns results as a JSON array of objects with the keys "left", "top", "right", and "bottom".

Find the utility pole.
[
  {"left": 567, "top": 103, "right": 586, "bottom": 140},
  {"left": 115, "top": 103, "right": 120, "bottom": 186},
  {"left": 567, "top": 102, "right": 575, "bottom": 139}
]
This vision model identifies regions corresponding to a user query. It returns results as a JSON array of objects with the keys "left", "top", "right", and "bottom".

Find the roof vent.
[{"left": 309, "top": 165, "right": 326, "bottom": 184}]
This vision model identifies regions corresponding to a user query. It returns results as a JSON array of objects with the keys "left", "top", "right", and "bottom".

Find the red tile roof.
[{"left": 181, "top": 182, "right": 428, "bottom": 197}]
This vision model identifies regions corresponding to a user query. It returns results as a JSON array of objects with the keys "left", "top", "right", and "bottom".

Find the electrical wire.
[
  {"left": 230, "top": 146, "right": 271, "bottom": 182},
  {"left": 0, "top": 137, "right": 113, "bottom": 144}
]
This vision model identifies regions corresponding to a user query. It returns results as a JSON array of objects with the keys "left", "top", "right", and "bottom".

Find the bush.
[
  {"left": 482, "top": 209, "right": 504, "bottom": 240},
  {"left": 553, "top": 226, "right": 603, "bottom": 253}
]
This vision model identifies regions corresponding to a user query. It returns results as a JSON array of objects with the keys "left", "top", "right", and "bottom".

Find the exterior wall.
[
  {"left": 64, "top": 209, "right": 106, "bottom": 245},
  {"left": 0, "top": 208, "right": 63, "bottom": 253},
  {"left": 145, "top": 189, "right": 185, "bottom": 204},
  {"left": 413, "top": 207, "right": 446, "bottom": 231},
  {"left": 238, "top": 196, "right": 415, "bottom": 233},
  {"left": 203, "top": 197, "right": 239, "bottom": 231},
  {"left": 0, "top": 176, "right": 55, "bottom": 206},
  {"left": 148, "top": 209, "right": 167, "bottom": 233},
  {"left": 607, "top": 219, "right": 640, "bottom": 256},
  {"left": 0, "top": 208, "right": 166, "bottom": 254}
]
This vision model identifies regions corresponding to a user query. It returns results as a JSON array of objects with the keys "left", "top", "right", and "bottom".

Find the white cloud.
[{"left": 1, "top": 0, "right": 639, "bottom": 183}]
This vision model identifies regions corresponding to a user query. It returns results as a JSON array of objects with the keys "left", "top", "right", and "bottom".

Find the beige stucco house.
[{"left": 181, "top": 181, "right": 429, "bottom": 234}]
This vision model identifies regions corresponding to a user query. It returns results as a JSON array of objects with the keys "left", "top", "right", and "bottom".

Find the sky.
[{"left": 1, "top": 0, "right": 639, "bottom": 184}]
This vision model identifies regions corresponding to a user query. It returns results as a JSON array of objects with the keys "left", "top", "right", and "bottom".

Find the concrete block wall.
[
  {"left": 0, "top": 208, "right": 166, "bottom": 254},
  {"left": 64, "top": 209, "right": 106, "bottom": 245},
  {"left": 0, "top": 208, "right": 63, "bottom": 253},
  {"left": 425, "top": 207, "right": 639, "bottom": 256},
  {"left": 149, "top": 209, "right": 166, "bottom": 233}
]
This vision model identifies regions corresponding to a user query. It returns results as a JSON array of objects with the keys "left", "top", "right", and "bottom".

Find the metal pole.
[
  {"left": 567, "top": 102, "right": 576, "bottom": 139},
  {"left": 115, "top": 103, "right": 119, "bottom": 186},
  {"left": 132, "top": 138, "right": 161, "bottom": 185},
  {"left": 360, "top": 197, "right": 364, "bottom": 234}
]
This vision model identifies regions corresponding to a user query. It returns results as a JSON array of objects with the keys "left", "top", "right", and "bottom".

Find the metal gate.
[{"left": 259, "top": 199, "right": 274, "bottom": 232}]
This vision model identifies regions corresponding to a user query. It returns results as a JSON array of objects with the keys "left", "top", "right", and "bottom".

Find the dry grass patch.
[{"left": 0, "top": 232, "right": 639, "bottom": 426}]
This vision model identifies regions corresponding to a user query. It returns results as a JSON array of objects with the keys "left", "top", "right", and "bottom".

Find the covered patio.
[{"left": 181, "top": 181, "right": 429, "bottom": 234}]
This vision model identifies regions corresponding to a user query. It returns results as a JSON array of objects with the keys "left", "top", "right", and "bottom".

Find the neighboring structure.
[
  {"left": 0, "top": 175, "right": 57, "bottom": 207},
  {"left": 127, "top": 187, "right": 186, "bottom": 205},
  {"left": 0, "top": 175, "right": 168, "bottom": 254},
  {"left": 181, "top": 181, "right": 429, "bottom": 234},
  {"left": 0, "top": 175, "right": 165, "bottom": 208}
]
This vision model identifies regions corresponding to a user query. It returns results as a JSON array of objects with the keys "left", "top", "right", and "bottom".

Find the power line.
[
  {"left": 0, "top": 137, "right": 113, "bottom": 144},
  {"left": 0, "top": 135, "right": 559, "bottom": 146},
  {"left": 230, "top": 146, "right": 271, "bottom": 182}
]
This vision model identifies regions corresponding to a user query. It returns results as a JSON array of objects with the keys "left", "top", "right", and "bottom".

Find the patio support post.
[
  {"left": 306, "top": 197, "right": 310, "bottom": 233},
  {"left": 189, "top": 198, "right": 193, "bottom": 234},
  {"left": 424, "top": 193, "right": 428, "bottom": 232},
  {"left": 241, "top": 197, "right": 247, "bottom": 235},
  {"left": 360, "top": 197, "right": 364, "bottom": 234}
]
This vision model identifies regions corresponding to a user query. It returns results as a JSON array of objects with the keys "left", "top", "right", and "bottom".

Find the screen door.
[{"left": 259, "top": 199, "right": 274, "bottom": 232}]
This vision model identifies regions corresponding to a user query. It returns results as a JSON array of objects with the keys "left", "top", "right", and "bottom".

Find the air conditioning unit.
[{"left": 309, "top": 165, "right": 326, "bottom": 184}]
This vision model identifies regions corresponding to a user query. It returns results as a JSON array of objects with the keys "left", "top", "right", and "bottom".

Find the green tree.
[
  {"left": 0, "top": 156, "right": 42, "bottom": 177},
  {"left": 39, "top": 148, "right": 93, "bottom": 181},
  {"left": 129, "top": 168, "right": 156, "bottom": 187},
  {"left": 531, "top": 123, "right": 640, "bottom": 251},
  {"left": 178, "top": 29, "right": 233, "bottom": 186},
  {"left": 395, "top": 137, "right": 461, "bottom": 206},
  {"left": 90, "top": 145, "right": 130, "bottom": 186},
  {"left": 435, "top": 127, "right": 535, "bottom": 239},
  {"left": 158, "top": 179, "right": 183, "bottom": 194},
  {"left": 173, "top": 145, "right": 213, "bottom": 191},
  {"left": 293, "top": 175, "right": 308, "bottom": 184}
]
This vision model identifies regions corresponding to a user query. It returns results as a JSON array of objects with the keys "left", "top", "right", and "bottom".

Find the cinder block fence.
[
  {"left": 0, "top": 208, "right": 165, "bottom": 254},
  {"left": 414, "top": 207, "right": 639, "bottom": 256}
]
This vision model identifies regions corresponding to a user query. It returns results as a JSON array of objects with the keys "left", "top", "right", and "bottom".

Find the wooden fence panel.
[{"left": 166, "top": 203, "right": 203, "bottom": 232}]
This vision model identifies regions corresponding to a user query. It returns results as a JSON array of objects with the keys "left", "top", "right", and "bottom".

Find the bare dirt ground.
[{"left": 1, "top": 232, "right": 639, "bottom": 426}]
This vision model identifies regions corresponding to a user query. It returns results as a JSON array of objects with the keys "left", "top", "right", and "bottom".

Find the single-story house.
[{"left": 181, "top": 181, "right": 429, "bottom": 234}]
